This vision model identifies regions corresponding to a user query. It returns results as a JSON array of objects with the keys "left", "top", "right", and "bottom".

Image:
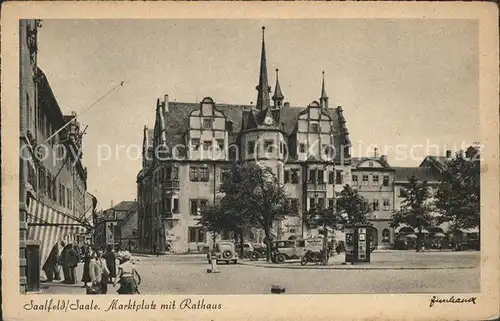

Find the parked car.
[
  {"left": 207, "top": 241, "right": 238, "bottom": 264},
  {"left": 235, "top": 242, "right": 254, "bottom": 259},
  {"left": 249, "top": 243, "right": 268, "bottom": 261},
  {"left": 270, "top": 238, "right": 323, "bottom": 264}
]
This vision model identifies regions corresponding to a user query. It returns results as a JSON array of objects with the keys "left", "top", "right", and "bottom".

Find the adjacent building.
[
  {"left": 94, "top": 201, "right": 138, "bottom": 250},
  {"left": 20, "top": 19, "right": 93, "bottom": 291},
  {"left": 137, "top": 27, "right": 352, "bottom": 254}
]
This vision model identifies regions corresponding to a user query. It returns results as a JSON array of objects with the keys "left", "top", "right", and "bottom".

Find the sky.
[{"left": 36, "top": 19, "right": 479, "bottom": 209}]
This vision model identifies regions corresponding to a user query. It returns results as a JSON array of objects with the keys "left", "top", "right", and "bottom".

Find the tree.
[
  {"left": 335, "top": 184, "right": 370, "bottom": 226},
  {"left": 303, "top": 204, "right": 342, "bottom": 265},
  {"left": 434, "top": 151, "right": 480, "bottom": 233},
  {"left": 390, "top": 176, "right": 433, "bottom": 252},
  {"left": 197, "top": 204, "right": 231, "bottom": 251},
  {"left": 218, "top": 163, "right": 293, "bottom": 261}
]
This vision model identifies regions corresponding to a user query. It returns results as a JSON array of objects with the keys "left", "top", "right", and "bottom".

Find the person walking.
[
  {"left": 103, "top": 245, "right": 117, "bottom": 284},
  {"left": 59, "top": 243, "right": 71, "bottom": 284},
  {"left": 42, "top": 244, "right": 58, "bottom": 282},
  {"left": 81, "top": 247, "right": 93, "bottom": 288},
  {"left": 114, "top": 257, "right": 141, "bottom": 294},
  {"left": 89, "top": 247, "right": 110, "bottom": 294},
  {"left": 66, "top": 244, "right": 80, "bottom": 284},
  {"left": 155, "top": 244, "right": 160, "bottom": 257}
]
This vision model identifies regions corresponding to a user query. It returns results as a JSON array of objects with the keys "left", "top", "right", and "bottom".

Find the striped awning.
[{"left": 26, "top": 198, "right": 87, "bottom": 266}]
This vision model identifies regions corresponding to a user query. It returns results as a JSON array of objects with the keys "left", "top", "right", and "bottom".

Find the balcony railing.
[{"left": 163, "top": 180, "right": 180, "bottom": 190}]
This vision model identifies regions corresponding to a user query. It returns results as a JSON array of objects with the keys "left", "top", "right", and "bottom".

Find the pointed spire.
[
  {"left": 320, "top": 71, "right": 329, "bottom": 109},
  {"left": 272, "top": 68, "right": 284, "bottom": 108},
  {"left": 255, "top": 26, "right": 270, "bottom": 111}
]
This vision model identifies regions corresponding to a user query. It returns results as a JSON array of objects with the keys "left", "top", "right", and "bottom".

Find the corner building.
[{"left": 137, "top": 28, "right": 352, "bottom": 254}]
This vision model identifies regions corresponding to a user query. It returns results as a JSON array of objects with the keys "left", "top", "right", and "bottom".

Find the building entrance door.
[{"left": 188, "top": 227, "right": 206, "bottom": 252}]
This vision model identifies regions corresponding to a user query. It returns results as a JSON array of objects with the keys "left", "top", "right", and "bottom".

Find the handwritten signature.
[{"left": 429, "top": 295, "right": 477, "bottom": 307}]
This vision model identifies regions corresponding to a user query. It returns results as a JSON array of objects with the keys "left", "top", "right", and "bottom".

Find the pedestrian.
[
  {"left": 89, "top": 247, "right": 110, "bottom": 294},
  {"left": 155, "top": 244, "right": 160, "bottom": 257},
  {"left": 114, "top": 257, "right": 141, "bottom": 294},
  {"left": 81, "top": 247, "right": 93, "bottom": 288},
  {"left": 59, "top": 243, "right": 71, "bottom": 284},
  {"left": 66, "top": 244, "right": 80, "bottom": 284},
  {"left": 42, "top": 244, "right": 58, "bottom": 282},
  {"left": 103, "top": 245, "right": 117, "bottom": 284}
]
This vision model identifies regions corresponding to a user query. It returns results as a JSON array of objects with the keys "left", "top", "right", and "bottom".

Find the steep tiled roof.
[
  {"left": 154, "top": 102, "right": 349, "bottom": 162},
  {"left": 351, "top": 156, "right": 391, "bottom": 168},
  {"left": 112, "top": 200, "right": 137, "bottom": 212},
  {"left": 101, "top": 201, "right": 137, "bottom": 221},
  {"left": 393, "top": 167, "right": 441, "bottom": 183}
]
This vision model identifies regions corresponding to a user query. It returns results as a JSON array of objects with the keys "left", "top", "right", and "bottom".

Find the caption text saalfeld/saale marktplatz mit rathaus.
[{"left": 135, "top": 27, "right": 459, "bottom": 254}]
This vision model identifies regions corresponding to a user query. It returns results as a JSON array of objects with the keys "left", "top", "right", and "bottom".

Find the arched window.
[{"left": 382, "top": 229, "right": 390, "bottom": 243}]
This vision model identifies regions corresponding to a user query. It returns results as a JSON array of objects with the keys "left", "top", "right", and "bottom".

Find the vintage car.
[
  {"left": 207, "top": 241, "right": 238, "bottom": 264},
  {"left": 235, "top": 242, "right": 254, "bottom": 259},
  {"left": 270, "top": 238, "right": 323, "bottom": 263}
]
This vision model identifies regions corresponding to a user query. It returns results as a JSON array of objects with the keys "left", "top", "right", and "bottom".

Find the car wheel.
[
  {"left": 276, "top": 253, "right": 286, "bottom": 264},
  {"left": 300, "top": 257, "right": 308, "bottom": 266},
  {"left": 250, "top": 252, "right": 259, "bottom": 261},
  {"left": 222, "top": 250, "right": 232, "bottom": 259}
]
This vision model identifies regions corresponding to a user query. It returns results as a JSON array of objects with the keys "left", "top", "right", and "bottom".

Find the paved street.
[{"left": 40, "top": 251, "right": 480, "bottom": 295}]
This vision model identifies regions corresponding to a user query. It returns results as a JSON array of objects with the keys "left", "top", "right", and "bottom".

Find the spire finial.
[
  {"left": 320, "top": 70, "right": 328, "bottom": 101},
  {"left": 255, "top": 26, "right": 270, "bottom": 111},
  {"left": 272, "top": 68, "right": 284, "bottom": 105}
]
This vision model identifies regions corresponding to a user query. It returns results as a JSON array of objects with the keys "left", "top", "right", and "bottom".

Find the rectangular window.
[
  {"left": 310, "top": 123, "right": 319, "bottom": 133},
  {"left": 66, "top": 187, "right": 71, "bottom": 208},
  {"left": 202, "top": 118, "right": 213, "bottom": 129},
  {"left": 383, "top": 175, "right": 389, "bottom": 186},
  {"left": 299, "top": 143, "right": 306, "bottom": 153},
  {"left": 165, "top": 198, "right": 172, "bottom": 212},
  {"left": 284, "top": 170, "right": 290, "bottom": 184},
  {"left": 189, "top": 167, "right": 198, "bottom": 181},
  {"left": 132, "top": 229, "right": 137, "bottom": 237},
  {"left": 352, "top": 175, "right": 358, "bottom": 185},
  {"left": 362, "top": 175, "right": 369, "bottom": 186},
  {"left": 172, "top": 166, "right": 179, "bottom": 180},
  {"left": 165, "top": 167, "right": 172, "bottom": 180},
  {"left": 203, "top": 140, "right": 212, "bottom": 151},
  {"left": 328, "top": 171, "right": 335, "bottom": 184},
  {"left": 38, "top": 167, "right": 46, "bottom": 194},
  {"left": 200, "top": 168, "right": 209, "bottom": 181},
  {"left": 248, "top": 141, "right": 255, "bottom": 155},
  {"left": 399, "top": 187, "right": 407, "bottom": 197},
  {"left": 191, "top": 139, "right": 200, "bottom": 151},
  {"left": 290, "top": 198, "right": 299, "bottom": 213},
  {"left": 318, "top": 198, "right": 325, "bottom": 208},
  {"left": 372, "top": 175, "right": 379, "bottom": 186},
  {"left": 188, "top": 227, "right": 206, "bottom": 243},
  {"left": 291, "top": 170, "right": 299, "bottom": 184},
  {"left": 188, "top": 227, "right": 198, "bottom": 243},
  {"left": 309, "top": 198, "right": 316, "bottom": 209},
  {"left": 173, "top": 199, "right": 179, "bottom": 213},
  {"left": 309, "top": 169, "right": 316, "bottom": 183},
  {"left": 383, "top": 199, "right": 390, "bottom": 211},
  {"left": 279, "top": 142, "right": 284, "bottom": 154},
  {"left": 317, "top": 170, "right": 325, "bottom": 183},
  {"left": 335, "top": 171, "right": 343, "bottom": 184},
  {"left": 328, "top": 198, "right": 335, "bottom": 209},
  {"left": 264, "top": 139, "right": 274, "bottom": 153},
  {"left": 217, "top": 139, "right": 224, "bottom": 150},
  {"left": 190, "top": 199, "right": 208, "bottom": 215},
  {"left": 68, "top": 189, "right": 72, "bottom": 209},
  {"left": 372, "top": 200, "right": 380, "bottom": 211}
]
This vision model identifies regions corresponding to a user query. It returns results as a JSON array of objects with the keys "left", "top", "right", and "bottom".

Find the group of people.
[
  {"left": 42, "top": 242, "right": 141, "bottom": 294},
  {"left": 42, "top": 242, "right": 81, "bottom": 284}
]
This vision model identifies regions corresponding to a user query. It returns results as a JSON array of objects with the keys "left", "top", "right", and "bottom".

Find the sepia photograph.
[
  {"left": 2, "top": 2, "right": 499, "bottom": 321},
  {"left": 18, "top": 18, "right": 483, "bottom": 295}
]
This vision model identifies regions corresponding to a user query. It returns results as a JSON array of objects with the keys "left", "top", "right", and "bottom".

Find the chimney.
[
  {"left": 374, "top": 147, "right": 379, "bottom": 158},
  {"left": 445, "top": 150, "right": 451, "bottom": 159},
  {"left": 284, "top": 102, "right": 290, "bottom": 108},
  {"left": 380, "top": 155, "right": 387, "bottom": 163},
  {"left": 110, "top": 200, "right": 114, "bottom": 208},
  {"left": 163, "top": 94, "right": 169, "bottom": 112}
]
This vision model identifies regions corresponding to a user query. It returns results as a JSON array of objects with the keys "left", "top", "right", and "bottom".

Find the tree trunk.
[
  {"left": 212, "top": 232, "right": 217, "bottom": 255},
  {"left": 264, "top": 229, "right": 271, "bottom": 262},
  {"left": 322, "top": 226, "right": 329, "bottom": 265},
  {"left": 416, "top": 228, "right": 422, "bottom": 252},
  {"left": 239, "top": 228, "right": 244, "bottom": 259}
]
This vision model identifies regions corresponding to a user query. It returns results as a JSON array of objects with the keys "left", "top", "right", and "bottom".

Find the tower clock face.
[{"left": 264, "top": 116, "right": 273, "bottom": 125}]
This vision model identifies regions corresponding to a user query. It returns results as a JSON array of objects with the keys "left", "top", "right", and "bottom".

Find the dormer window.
[
  {"left": 203, "top": 118, "right": 213, "bottom": 129},
  {"left": 310, "top": 123, "right": 320, "bottom": 133},
  {"left": 191, "top": 139, "right": 200, "bottom": 151}
]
